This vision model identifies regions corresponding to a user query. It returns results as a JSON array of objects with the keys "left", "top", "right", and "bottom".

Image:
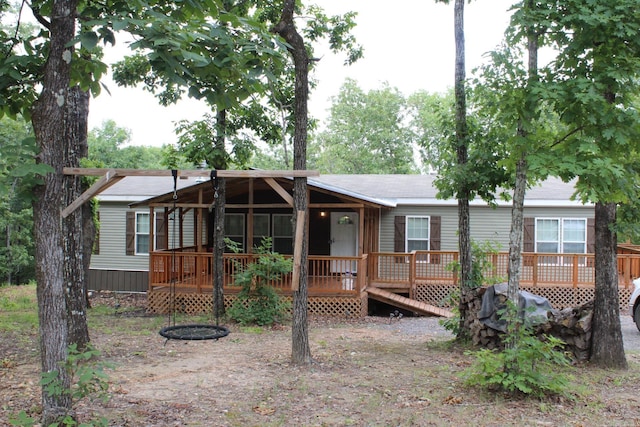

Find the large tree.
[
  {"left": 310, "top": 78, "right": 418, "bottom": 174},
  {"left": 272, "top": 0, "right": 312, "bottom": 365},
  {"left": 29, "top": 0, "right": 82, "bottom": 421},
  {"left": 542, "top": 0, "right": 640, "bottom": 368},
  {"left": 1, "top": 1, "right": 252, "bottom": 422}
]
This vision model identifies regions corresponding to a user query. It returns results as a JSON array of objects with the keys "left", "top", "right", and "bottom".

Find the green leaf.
[{"left": 80, "top": 32, "right": 99, "bottom": 50}]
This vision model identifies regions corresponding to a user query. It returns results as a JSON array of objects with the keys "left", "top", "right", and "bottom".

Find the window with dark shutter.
[
  {"left": 126, "top": 211, "right": 135, "bottom": 255},
  {"left": 156, "top": 210, "right": 167, "bottom": 250},
  {"left": 430, "top": 216, "right": 441, "bottom": 264},
  {"left": 523, "top": 217, "right": 535, "bottom": 266},
  {"left": 394, "top": 216, "right": 406, "bottom": 252}
]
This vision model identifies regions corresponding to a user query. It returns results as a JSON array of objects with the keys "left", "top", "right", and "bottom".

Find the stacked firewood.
[{"left": 460, "top": 287, "right": 593, "bottom": 361}]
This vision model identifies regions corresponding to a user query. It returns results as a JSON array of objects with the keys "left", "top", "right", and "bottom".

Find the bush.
[
  {"left": 461, "top": 303, "right": 572, "bottom": 398},
  {"left": 226, "top": 238, "right": 292, "bottom": 326}
]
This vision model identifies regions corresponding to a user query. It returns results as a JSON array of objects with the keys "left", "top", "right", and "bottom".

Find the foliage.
[
  {"left": 87, "top": 119, "right": 182, "bottom": 169},
  {"left": 0, "top": 117, "right": 38, "bottom": 284},
  {"left": 309, "top": 79, "right": 419, "bottom": 174},
  {"left": 462, "top": 303, "right": 572, "bottom": 398},
  {"left": 11, "top": 344, "right": 112, "bottom": 427},
  {"left": 226, "top": 238, "right": 292, "bottom": 326}
]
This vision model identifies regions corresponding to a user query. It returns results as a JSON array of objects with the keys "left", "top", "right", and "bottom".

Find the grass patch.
[{"left": 0, "top": 283, "right": 38, "bottom": 333}]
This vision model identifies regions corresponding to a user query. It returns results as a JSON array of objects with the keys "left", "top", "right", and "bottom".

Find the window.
[
  {"left": 225, "top": 213, "right": 245, "bottom": 250},
  {"left": 272, "top": 214, "right": 293, "bottom": 254},
  {"left": 253, "top": 214, "right": 270, "bottom": 249},
  {"left": 562, "top": 219, "right": 587, "bottom": 254},
  {"left": 535, "top": 218, "right": 586, "bottom": 254},
  {"left": 406, "top": 216, "right": 431, "bottom": 263},
  {"left": 535, "top": 218, "right": 587, "bottom": 265},
  {"left": 406, "top": 216, "right": 430, "bottom": 251},
  {"left": 135, "top": 212, "right": 150, "bottom": 254}
]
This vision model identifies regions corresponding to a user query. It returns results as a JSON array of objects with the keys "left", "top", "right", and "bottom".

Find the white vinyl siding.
[
  {"left": 380, "top": 205, "right": 594, "bottom": 253},
  {"left": 91, "top": 203, "right": 151, "bottom": 271}
]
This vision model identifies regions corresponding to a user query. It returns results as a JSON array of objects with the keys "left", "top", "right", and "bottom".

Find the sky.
[{"left": 87, "top": 0, "right": 516, "bottom": 147}]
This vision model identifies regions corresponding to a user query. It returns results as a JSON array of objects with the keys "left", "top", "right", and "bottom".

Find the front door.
[{"left": 330, "top": 212, "right": 359, "bottom": 273}]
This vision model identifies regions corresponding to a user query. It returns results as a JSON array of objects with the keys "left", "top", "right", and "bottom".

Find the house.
[{"left": 89, "top": 173, "right": 630, "bottom": 317}]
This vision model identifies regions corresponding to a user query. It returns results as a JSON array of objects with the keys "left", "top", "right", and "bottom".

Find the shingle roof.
[
  {"left": 310, "top": 175, "right": 583, "bottom": 206},
  {"left": 98, "top": 174, "right": 586, "bottom": 207}
]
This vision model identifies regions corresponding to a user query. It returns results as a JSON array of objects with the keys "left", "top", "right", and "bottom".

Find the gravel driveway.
[{"left": 378, "top": 314, "right": 640, "bottom": 352}]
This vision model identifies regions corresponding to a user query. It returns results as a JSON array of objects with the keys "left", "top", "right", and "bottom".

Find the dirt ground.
[{"left": 3, "top": 293, "right": 640, "bottom": 426}]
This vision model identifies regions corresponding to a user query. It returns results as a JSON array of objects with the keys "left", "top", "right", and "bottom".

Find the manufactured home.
[{"left": 89, "top": 173, "right": 635, "bottom": 316}]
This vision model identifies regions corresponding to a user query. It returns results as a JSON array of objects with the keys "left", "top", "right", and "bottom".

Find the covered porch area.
[{"left": 138, "top": 173, "right": 387, "bottom": 316}]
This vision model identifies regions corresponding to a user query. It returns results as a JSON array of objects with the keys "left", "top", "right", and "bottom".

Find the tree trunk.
[
  {"left": 213, "top": 176, "right": 226, "bottom": 318},
  {"left": 507, "top": 0, "right": 537, "bottom": 304},
  {"left": 507, "top": 156, "right": 527, "bottom": 303},
  {"left": 590, "top": 202, "right": 627, "bottom": 368},
  {"left": 273, "top": 0, "right": 312, "bottom": 365},
  {"left": 65, "top": 85, "right": 91, "bottom": 349},
  {"left": 453, "top": 0, "right": 472, "bottom": 339},
  {"left": 212, "top": 109, "right": 227, "bottom": 317},
  {"left": 30, "top": 0, "right": 79, "bottom": 423}
]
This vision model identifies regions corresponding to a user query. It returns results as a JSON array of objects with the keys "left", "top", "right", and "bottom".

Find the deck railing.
[
  {"left": 150, "top": 249, "right": 640, "bottom": 296},
  {"left": 368, "top": 251, "right": 639, "bottom": 289},
  {"left": 150, "top": 251, "right": 366, "bottom": 295}
]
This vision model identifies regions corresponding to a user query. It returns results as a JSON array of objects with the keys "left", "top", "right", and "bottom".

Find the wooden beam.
[
  {"left": 61, "top": 169, "right": 123, "bottom": 218},
  {"left": 291, "top": 210, "right": 306, "bottom": 292},
  {"left": 148, "top": 202, "right": 293, "bottom": 209},
  {"left": 308, "top": 203, "right": 364, "bottom": 209},
  {"left": 263, "top": 177, "right": 294, "bottom": 206},
  {"left": 63, "top": 167, "right": 319, "bottom": 178}
]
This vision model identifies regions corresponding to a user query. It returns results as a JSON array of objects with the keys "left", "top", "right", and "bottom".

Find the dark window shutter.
[
  {"left": 587, "top": 217, "right": 595, "bottom": 267},
  {"left": 430, "top": 216, "right": 441, "bottom": 264},
  {"left": 587, "top": 217, "right": 595, "bottom": 253},
  {"left": 126, "top": 211, "right": 135, "bottom": 255},
  {"left": 523, "top": 217, "right": 535, "bottom": 266},
  {"left": 523, "top": 217, "right": 535, "bottom": 252},
  {"left": 156, "top": 210, "right": 167, "bottom": 250},
  {"left": 394, "top": 216, "right": 406, "bottom": 252}
]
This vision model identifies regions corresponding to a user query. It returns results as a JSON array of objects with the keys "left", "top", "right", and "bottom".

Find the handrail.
[
  {"left": 149, "top": 250, "right": 640, "bottom": 294},
  {"left": 149, "top": 251, "right": 366, "bottom": 294},
  {"left": 369, "top": 251, "right": 638, "bottom": 289}
]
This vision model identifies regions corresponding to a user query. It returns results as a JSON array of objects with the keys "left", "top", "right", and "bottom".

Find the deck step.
[{"left": 367, "top": 287, "right": 453, "bottom": 318}]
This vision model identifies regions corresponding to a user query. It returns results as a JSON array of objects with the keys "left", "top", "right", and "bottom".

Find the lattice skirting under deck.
[
  {"left": 148, "top": 286, "right": 630, "bottom": 318},
  {"left": 148, "top": 291, "right": 368, "bottom": 318},
  {"left": 414, "top": 283, "right": 632, "bottom": 311}
]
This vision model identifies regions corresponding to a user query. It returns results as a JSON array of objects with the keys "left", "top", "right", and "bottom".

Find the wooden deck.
[{"left": 147, "top": 249, "right": 640, "bottom": 317}]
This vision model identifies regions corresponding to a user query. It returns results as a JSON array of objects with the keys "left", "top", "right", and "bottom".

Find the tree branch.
[{"left": 549, "top": 126, "right": 585, "bottom": 148}]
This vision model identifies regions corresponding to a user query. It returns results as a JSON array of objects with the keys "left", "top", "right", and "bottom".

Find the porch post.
[
  {"left": 358, "top": 207, "right": 364, "bottom": 256},
  {"left": 148, "top": 205, "right": 154, "bottom": 293},
  {"left": 247, "top": 178, "right": 254, "bottom": 254}
]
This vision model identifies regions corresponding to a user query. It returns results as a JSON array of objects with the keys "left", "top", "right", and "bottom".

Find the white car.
[{"left": 630, "top": 278, "right": 640, "bottom": 331}]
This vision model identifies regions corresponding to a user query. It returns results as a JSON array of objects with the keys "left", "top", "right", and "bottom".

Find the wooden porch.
[{"left": 147, "top": 249, "right": 640, "bottom": 316}]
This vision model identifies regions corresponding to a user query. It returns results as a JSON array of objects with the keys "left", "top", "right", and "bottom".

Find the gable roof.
[{"left": 97, "top": 173, "right": 588, "bottom": 208}]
